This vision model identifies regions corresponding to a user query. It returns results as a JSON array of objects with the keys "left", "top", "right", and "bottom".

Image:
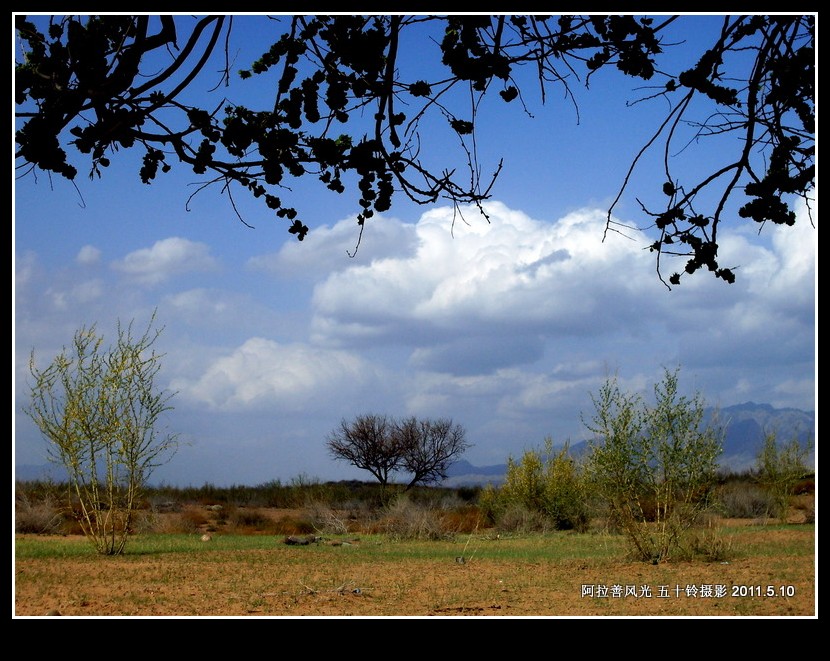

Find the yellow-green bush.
[{"left": 480, "top": 437, "right": 589, "bottom": 532}]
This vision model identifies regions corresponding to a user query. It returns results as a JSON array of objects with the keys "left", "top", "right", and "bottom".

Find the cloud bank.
[{"left": 15, "top": 200, "right": 815, "bottom": 484}]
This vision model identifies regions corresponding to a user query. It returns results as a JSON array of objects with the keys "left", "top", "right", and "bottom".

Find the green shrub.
[
  {"left": 583, "top": 368, "right": 723, "bottom": 563},
  {"left": 756, "top": 431, "right": 813, "bottom": 521},
  {"left": 485, "top": 437, "right": 590, "bottom": 532}
]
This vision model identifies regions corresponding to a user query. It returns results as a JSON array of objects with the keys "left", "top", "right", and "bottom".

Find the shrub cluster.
[
  {"left": 478, "top": 438, "right": 590, "bottom": 533},
  {"left": 15, "top": 477, "right": 488, "bottom": 540}
]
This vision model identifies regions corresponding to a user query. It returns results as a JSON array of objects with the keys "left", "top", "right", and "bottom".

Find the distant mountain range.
[
  {"left": 444, "top": 402, "right": 815, "bottom": 487},
  {"left": 16, "top": 402, "right": 815, "bottom": 487}
]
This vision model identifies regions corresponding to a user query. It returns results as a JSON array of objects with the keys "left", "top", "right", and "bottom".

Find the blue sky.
[{"left": 13, "top": 14, "right": 816, "bottom": 487}]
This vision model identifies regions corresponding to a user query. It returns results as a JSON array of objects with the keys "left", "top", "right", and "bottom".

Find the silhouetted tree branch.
[{"left": 15, "top": 14, "right": 814, "bottom": 286}]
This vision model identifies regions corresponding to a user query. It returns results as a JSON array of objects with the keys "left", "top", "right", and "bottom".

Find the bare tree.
[
  {"left": 395, "top": 417, "right": 470, "bottom": 489},
  {"left": 326, "top": 414, "right": 401, "bottom": 487},
  {"left": 327, "top": 414, "right": 470, "bottom": 490}
]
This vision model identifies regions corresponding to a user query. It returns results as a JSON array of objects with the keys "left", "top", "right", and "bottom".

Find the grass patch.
[{"left": 16, "top": 521, "right": 813, "bottom": 563}]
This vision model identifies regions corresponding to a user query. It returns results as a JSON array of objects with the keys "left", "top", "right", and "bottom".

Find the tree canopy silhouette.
[
  {"left": 326, "top": 414, "right": 470, "bottom": 490},
  {"left": 15, "top": 14, "right": 814, "bottom": 287}
]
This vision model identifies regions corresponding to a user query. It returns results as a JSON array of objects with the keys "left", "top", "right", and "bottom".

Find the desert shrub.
[
  {"left": 18, "top": 478, "right": 582, "bottom": 537},
  {"left": 318, "top": 481, "right": 389, "bottom": 509},
  {"left": 149, "top": 496, "right": 181, "bottom": 513},
  {"left": 673, "top": 524, "right": 735, "bottom": 563},
  {"left": 376, "top": 495, "right": 449, "bottom": 540},
  {"left": 304, "top": 503, "right": 352, "bottom": 535},
  {"left": 15, "top": 488, "right": 66, "bottom": 534},
  {"left": 222, "top": 485, "right": 260, "bottom": 507},
  {"left": 145, "top": 511, "right": 203, "bottom": 534},
  {"left": 180, "top": 506, "right": 210, "bottom": 530},
  {"left": 226, "top": 507, "right": 278, "bottom": 534},
  {"left": 205, "top": 504, "right": 228, "bottom": 531},
  {"left": 61, "top": 505, "right": 87, "bottom": 535},
  {"left": 403, "top": 486, "right": 465, "bottom": 509},
  {"left": 786, "top": 492, "right": 815, "bottom": 524},
  {"left": 249, "top": 479, "right": 296, "bottom": 508},
  {"left": 493, "top": 503, "right": 552, "bottom": 534},
  {"left": 303, "top": 501, "right": 383, "bottom": 535},
  {"left": 440, "top": 506, "right": 487, "bottom": 534},
  {"left": 792, "top": 475, "right": 815, "bottom": 496},
  {"left": 716, "top": 481, "right": 772, "bottom": 519},
  {"left": 456, "top": 485, "right": 481, "bottom": 502},
  {"left": 56, "top": 499, "right": 136, "bottom": 536},
  {"left": 124, "top": 509, "right": 156, "bottom": 534},
  {"left": 288, "top": 473, "right": 347, "bottom": 508},
  {"left": 272, "top": 514, "right": 316, "bottom": 535},
  {"left": 25, "top": 478, "right": 488, "bottom": 520}
]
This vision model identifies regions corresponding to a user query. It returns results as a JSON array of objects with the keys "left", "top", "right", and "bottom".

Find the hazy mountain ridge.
[{"left": 444, "top": 402, "right": 815, "bottom": 487}]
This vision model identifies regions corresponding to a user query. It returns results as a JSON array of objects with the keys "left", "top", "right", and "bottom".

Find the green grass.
[
  {"left": 720, "top": 523, "right": 815, "bottom": 557},
  {"left": 15, "top": 523, "right": 814, "bottom": 564},
  {"left": 15, "top": 533, "right": 293, "bottom": 558},
  {"left": 13, "top": 530, "right": 636, "bottom": 562}
]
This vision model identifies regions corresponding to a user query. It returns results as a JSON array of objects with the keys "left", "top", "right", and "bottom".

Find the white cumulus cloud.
[
  {"left": 306, "top": 202, "right": 665, "bottom": 375},
  {"left": 172, "top": 337, "right": 380, "bottom": 413},
  {"left": 311, "top": 202, "right": 658, "bottom": 340},
  {"left": 112, "top": 237, "right": 219, "bottom": 285},
  {"left": 76, "top": 245, "right": 101, "bottom": 265}
]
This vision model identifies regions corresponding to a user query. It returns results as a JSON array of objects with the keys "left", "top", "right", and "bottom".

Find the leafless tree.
[
  {"left": 327, "top": 414, "right": 470, "bottom": 490},
  {"left": 395, "top": 417, "right": 470, "bottom": 489},
  {"left": 326, "top": 414, "right": 401, "bottom": 487}
]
